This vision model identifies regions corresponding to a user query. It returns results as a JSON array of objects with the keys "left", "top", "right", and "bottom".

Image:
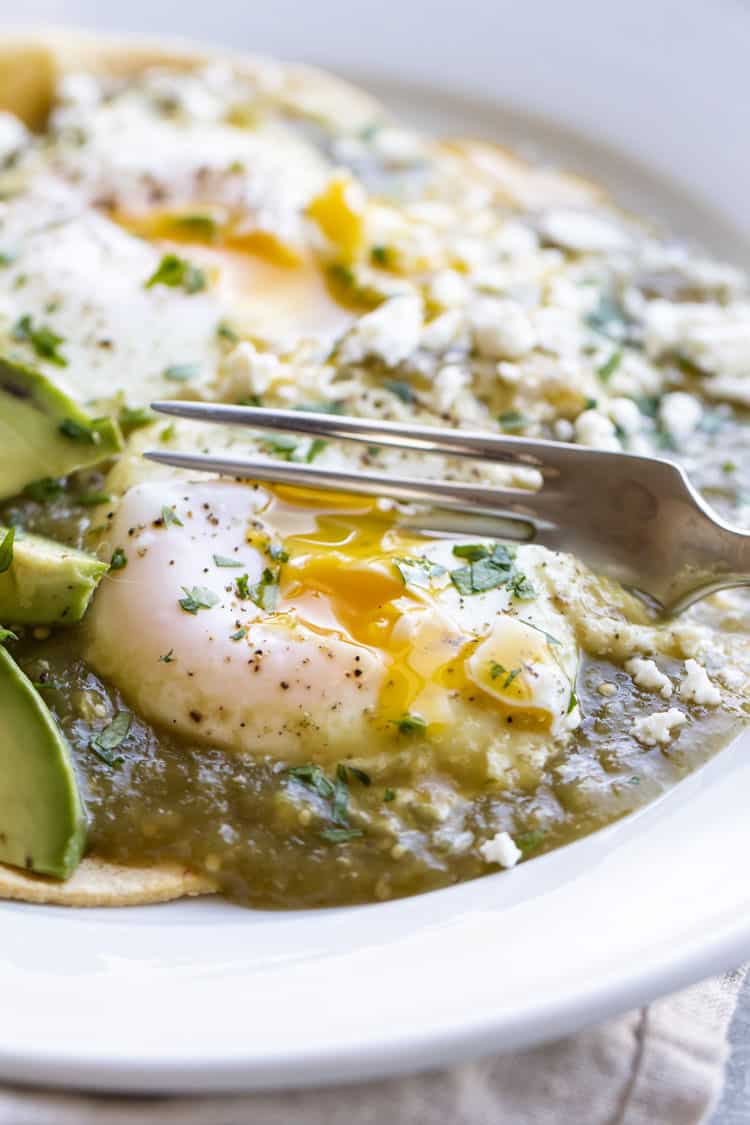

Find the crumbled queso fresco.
[{"left": 0, "top": 55, "right": 749, "bottom": 907}]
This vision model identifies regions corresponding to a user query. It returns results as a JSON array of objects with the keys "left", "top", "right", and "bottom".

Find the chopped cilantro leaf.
[
  {"left": 286, "top": 763, "right": 335, "bottom": 801},
  {"left": 216, "top": 320, "right": 238, "bottom": 343},
  {"left": 333, "top": 763, "right": 350, "bottom": 822},
  {"left": 145, "top": 254, "right": 206, "bottom": 294},
  {"left": 12, "top": 314, "right": 68, "bottom": 366},
  {"left": 249, "top": 568, "right": 279, "bottom": 612},
  {"left": 0, "top": 527, "right": 15, "bottom": 573},
  {"left": 393, "top": 556, "right": 447, "bottom": 588},
  {"left": 394, "top": 713, "right": 427, "bottom": 735},
  {"left": 235, "top": 574, "right": 250, "bottom": 599},
  {"left": 268, "top": 543, "right": 289, "bottom": 562},
  {"left": 489, "top": 661, "right": 506, "bottom": 680},
  {"left": 92, "top": 710, "right": 131, "bottom": 766},
  {"left": 159, "top": 649, "right": 175, "bottom": 663},
  {"left": 320, "top": 827, "right": 364, "bottom": 843},
  {"left": 163, "top": 362, "right": 200, "bottom": 383},
  {"left": 383, "top": 787, "right": 396, "bottom": 802},
  {"left": 110, "top": 547, "right": 127, "bottom": 570},
  {"left": 179, "top": 586, "right": 220, "bottom": 614},
  {"left": 567, "top": 688, "right": 578, "bottom": 714},
  {"left": 230, "top": 627, "right": 247, "bottom": 641},
  {"left": 382, "top": 379, "right": 415, "bottom": 405},
  {"left": 507, "top": 571, "right": 536, "bottom": 599},
  {"left": 497, "top": 410, "right": 529, "bottom": 432},
  {"left": 161, "top": 506, "right": 183, "bottom": 528},
  {"left": 370, "top": 244, "right": 394, "bottom": 267},
  {"left": 503, "top": 667, "right": 522, "bottom": 689},
  {"left": 213, "top": 554, "right": 242, "bottom": 568},
  {"left": 597, "top": 349, "right": 622, "bottom": 382}
]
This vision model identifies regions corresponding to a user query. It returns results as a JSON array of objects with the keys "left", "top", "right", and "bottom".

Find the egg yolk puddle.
[{"left": 253, "top": 487, "right": 561, "bottom": 734}]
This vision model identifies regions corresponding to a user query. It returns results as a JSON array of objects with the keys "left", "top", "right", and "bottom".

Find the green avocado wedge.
[
  {"left": 0, "top": 526, "right": 108, "bottom": 625},
  {"left": 0, "top": 354, "right": 123, "bottom": 501},
  {"left": 0, "top": 643, "right": 87, "bottom": 879}
]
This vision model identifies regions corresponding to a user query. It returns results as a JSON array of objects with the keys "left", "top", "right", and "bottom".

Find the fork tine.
[
  {"left": 142, "top": 450, "right": 554, "bottom": 529},
  {"left": 149, "top": 401, "right": 557, "bottom": 470}
]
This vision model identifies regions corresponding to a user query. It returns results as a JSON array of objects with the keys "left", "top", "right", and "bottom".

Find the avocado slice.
[
  {"left": 0, "top": 526, "right": 108, "bottom": 625},
  {"left": 0, "top": 643, "right": 87, "bottom": 878},
  {"left": 0, "top": 354, "right": 123, "bottom": 501}
]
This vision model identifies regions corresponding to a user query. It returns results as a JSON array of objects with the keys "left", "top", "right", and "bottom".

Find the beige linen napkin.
[{"left": 1, "top": 969, "right": 744, "bottom": 1125}]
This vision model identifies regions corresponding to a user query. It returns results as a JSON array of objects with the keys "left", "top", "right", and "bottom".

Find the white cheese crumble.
[
  {"left": 0, "top": 112, "right": 27, "bottom": 161},
  {"left": 574, "top": 409, "right": 621, "bottom": 452},
  {"left": 659, "top": 392, "right": 703, "bottom": 443},
  {"left": 632, "top": 709, "right": 687, "bottom": 745},
  {"left": 220, "top": 342, "right": 282, "bottom": 397},
  {"left": 479, "top": 830, "right": 522, "bottom": 868},
  {"left": 429, "top": 269, "right": 471, "bottom": 308},
  {"left": 625, "top": 657, "right": 673, "bottom": 699},
  {"left": 678, "top": 659, "right": 722, "bottom": 706},
  {"left": 340, "top": 295, "right": 423, "bottom": 367},
  {"left": 470, "top": 298, "right": 537, "bottom": 360},
  {"left": 538, "top": 209, "right": 630, "bottom": 254}
]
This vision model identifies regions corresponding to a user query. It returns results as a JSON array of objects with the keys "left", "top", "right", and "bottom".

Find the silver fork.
[{"left": 146, "top": 402, "right": 750, "bottom": 616}]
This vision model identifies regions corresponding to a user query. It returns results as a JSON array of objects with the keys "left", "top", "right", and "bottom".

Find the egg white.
[{"left": 86, "top": 480, "right": 580, "bottom": 764}]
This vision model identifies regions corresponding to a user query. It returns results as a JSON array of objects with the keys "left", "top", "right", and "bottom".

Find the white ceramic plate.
[{"left": 1, "top": 0, "right": 749, "bottom": 1093}]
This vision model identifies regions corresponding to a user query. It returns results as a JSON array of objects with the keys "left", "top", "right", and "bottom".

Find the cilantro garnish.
[
  {"left": 92, "top": 710, "right": 131, "bottom": 767},
  {"left": 382, "top": 379, "right": 415, "bottom": 405},
  {"left": 394, "top": 713, "right": 427, "bottom": 735},
  {"left": 489, "top": 661, "right": 506, "bottom": 680},
  {"left": 11, "top": 314, "right": 68, "bottom": 366},
  {"left": 109, "top": 547, "right": 127, "bottom": 570},
  {"left": 230, "top": 627, "right": 247, "bottom": 641},
  {"left": 449, "top": 542, "right": 534, "bottom": 598},
  {"left": 0, "top": 527, "right": 15, "bottom": 574},
  {"left": 236, "top": 569, "right": 278, "bottom": 611},
  {"left": 497, "top": 410, "right": 529, "bottom": 432},
  {"left": 507, "top": 571, "right": 536, "bottom": 600},
  {"left": 163, "top": 363, "right": 200, "bottom": 383},
  {"left": 370, "top": 244, "right": 394, "bottom": 267},
  {"left": 320, "top": 827, "right": 364, "bottom": 843},
  {"left": 161, "top": 505, "right": 183, "bottom": 528},
  {"left": 179, "top": 586, "right": 220, "bottom": 614},
  {"left": 159, "top": 649, "right": 175, "bottom": 663},
  {"left": 263, "top": 434, "right": 327, "bottom": 463},
  {"left": 597, "top": 349, "right": 622, "bottom": 382},
  {"left": 216, "top": 320, "right": 239, "bottom": 344},
  {"left": 145, "top": 254, "right": 206, "bottom": 294},
  {"left": 268, "top": 543, "right": 289, "bottom": 563},
  {"left": 393, "top": 556, "right": 447, "bottom": 588},
  {"left": 213, "top": 554, "right": 242, "bottom": 568},
  {"left": 383, "top": 787, "right": 396, "bottom": 802},
  {"left": 503, "top": 667, "right": 522, "bottom": 690}
]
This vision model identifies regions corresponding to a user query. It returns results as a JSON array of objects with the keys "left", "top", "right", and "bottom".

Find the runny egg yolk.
[{"left": 258, "top": 488, "right": 566, "bottom": 733}]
